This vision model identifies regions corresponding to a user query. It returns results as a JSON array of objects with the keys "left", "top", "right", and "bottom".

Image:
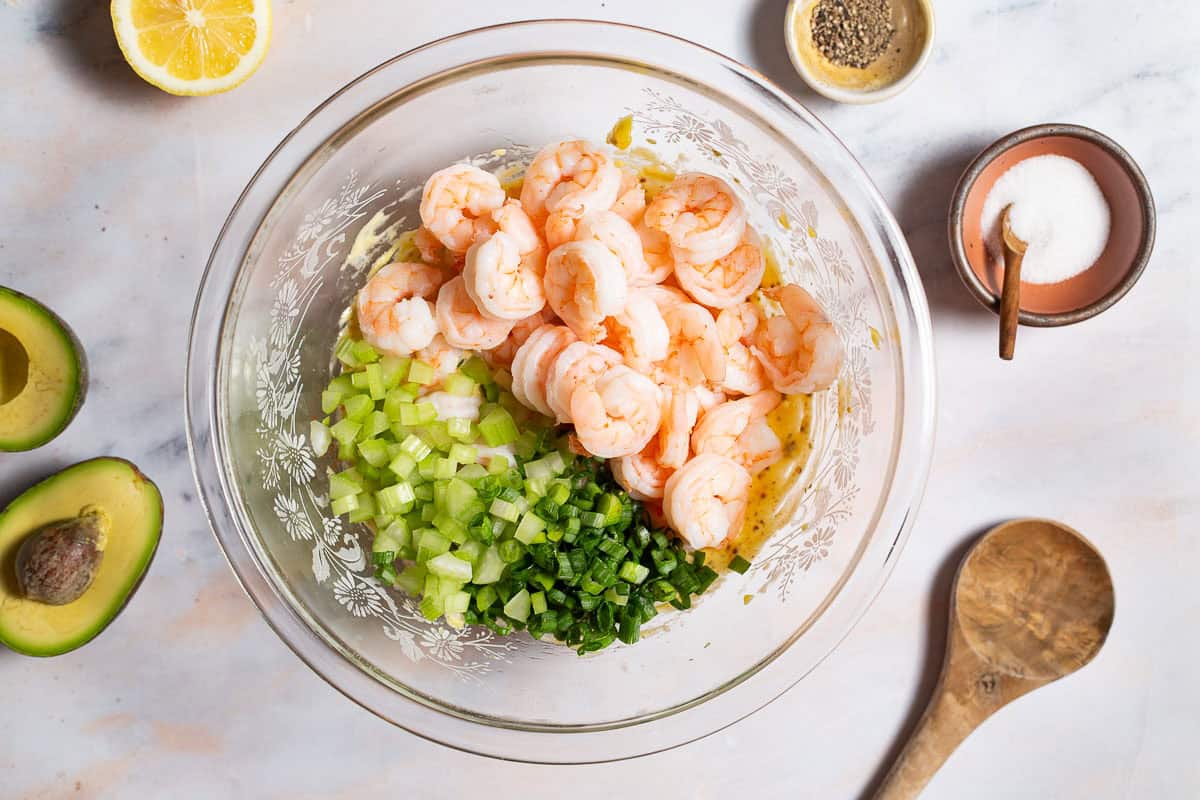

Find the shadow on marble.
[
  {"left": 854, "top": 522, "right": 1004, "bottom": 800},
  {"left": 747, "top": 0, "right": 843, "bottom": 117},
  {"left": 38, "top": 0, "right": 167, "bottom": 105},
  {"left": 894, "top": 142, "right": 1002, "bottom": 322}
]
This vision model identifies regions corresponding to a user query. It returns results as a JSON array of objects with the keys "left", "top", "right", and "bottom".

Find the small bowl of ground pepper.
[{"left": 785, "top": 0, "right": 934, "bottom": 103}]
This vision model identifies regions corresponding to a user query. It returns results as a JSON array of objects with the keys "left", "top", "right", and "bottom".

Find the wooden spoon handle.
[
  {"left": 872, "top": 627, "right": 1036, "bottom": 800},
  {"left": 998, "top": 247, "right": 1024, "bottom": 360}
]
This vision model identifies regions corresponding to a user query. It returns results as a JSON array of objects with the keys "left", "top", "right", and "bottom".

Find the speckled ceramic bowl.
[
  {"left": 186, "top": 21, "right": 935, "bottom": 763},
  {"left": 949, "top": 123, "right": 1155, "bottom": 326}
]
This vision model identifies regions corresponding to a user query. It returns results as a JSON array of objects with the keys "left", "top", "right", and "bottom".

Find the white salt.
[{"left": 980, "top": 154, "right": 1111, "bottom": 285}]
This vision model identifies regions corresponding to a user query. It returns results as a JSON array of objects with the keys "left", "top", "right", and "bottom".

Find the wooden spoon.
[
  {"left": 873, "top": 519, "right": 1115, "bottom": 800},
  {"left": 998, "top": 205, "right": 1027, "bottom": 360}
]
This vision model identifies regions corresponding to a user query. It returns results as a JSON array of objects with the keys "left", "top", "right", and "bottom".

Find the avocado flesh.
[
  {"left": 0, "top": 287, "right": 86, "bottom": 452},
  {"left": 0, "top": 459, "right": 162, "bottom": 656}
]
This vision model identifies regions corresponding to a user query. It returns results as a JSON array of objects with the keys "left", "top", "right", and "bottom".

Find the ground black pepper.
[{"left": 811, "top": 0, "right": 895, "bottom": 69}]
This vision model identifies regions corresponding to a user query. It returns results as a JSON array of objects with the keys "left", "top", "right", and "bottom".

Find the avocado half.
[
  {"left": 0, "top": 286, "right": 87, "bottom": 451},
  {"left": 0, "top": 458, "right": 163, "bottom": 657}
]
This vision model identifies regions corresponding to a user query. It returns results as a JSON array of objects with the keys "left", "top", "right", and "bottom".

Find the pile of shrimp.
[{"left": 355, "top": 140, "right": 844, "bottom": 551}]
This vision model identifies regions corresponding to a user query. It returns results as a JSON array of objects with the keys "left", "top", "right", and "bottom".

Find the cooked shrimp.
[
  {"left": 543, "top": 240, "right": 628, "bottom": 342},
  {"left": 573, "top": 211, "right": 652, "bottom": 286},
  {"left": 610, "top": 168, "right": 646, "bottom": 224},
  {"left": 355, "top": 261, "right": 446, "bottom": 355},
  {"left": 659, "top": 302, "right": 727, "bottom": 386},
  {"left": 644, "top": 173, "right": 748, "bottom": 265},
  {"left": 601, "top": 290, "right": 669, "bottom": 371},
  {"left": 435, "top": 276, "right": 515, "bottom": 351},
  {"left": 716, "top": 302, "right": 767, "bottom": 395},
  {"left": 612, "top": 439, "right": 673, "bottom": 501},
  {"left": 490, "top": 198, "right": 545, "bottom": 256},
  {"left": 520, "top": 140, "right": 621, "bottom": 226},
  {"left": 657, "top": 387, "right": 700, "bottom": 469},
  {"left": 545, "top": 342, "right": 622, "bottom": 423},
  {"left": 643, "top": 283, "right": 691, "bottom": 315},
  {"left": 415, "top": 334, "right": 467, "bottom": 387},
  {"left": 662, "top": 454, "right": 752, "bottom": 549},
  {"left": 571, "top": 365, "right": 662, "bottom": 458},
  {"left": 419, "top": 164, "right": 507, "bottom": 253},
  {"left": 691, "top": 390, "right": 783, "bottom": 474},
  {"left": 485, "top": 307, "right": 555, "bottom": 369},
  {"left": 674, "top": 228, "right": 765, "bottom": 309},
  {"left": 751, "top": 285, "right": 844, "bottom": 394},
  {"left": 510, "top": 324, "right": 576, "bottom": 417},
  {"left": 635, "top": 222, "right": 675, "bottom": 285},
  {"left": 693, "top": 384, "right": 728, "bottom": 414},
  {"left": 415, "top": 226, "right": 462, "bottom": 271},
  {"left": 462, "top": 232, "right": 546, "bottom": 321}
]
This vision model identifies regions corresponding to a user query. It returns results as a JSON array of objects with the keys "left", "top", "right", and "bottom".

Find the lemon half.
[{"left": 111, "top": 0, "right": 271, "bottom": 96}]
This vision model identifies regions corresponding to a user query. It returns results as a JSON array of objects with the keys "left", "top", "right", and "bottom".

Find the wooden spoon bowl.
[{"left": 874, "top": 519, "right": 1115, "bottom": 799}]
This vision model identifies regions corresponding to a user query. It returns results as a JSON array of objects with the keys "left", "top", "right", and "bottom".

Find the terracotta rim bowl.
[{"left": 949, "top": 123, "right": 1155, "bottom": 327}]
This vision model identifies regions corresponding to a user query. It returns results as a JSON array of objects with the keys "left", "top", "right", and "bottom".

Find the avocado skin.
[
  {"left": 0, "top": 458, "right": 163, "bottom": 657},
  {"left": 0, "top": 286, "right": 88, "bottom": 452}
]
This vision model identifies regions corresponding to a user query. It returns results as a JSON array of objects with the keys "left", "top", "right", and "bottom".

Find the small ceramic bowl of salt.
[{"left": 949, "top": 124, "right": 1155, "bottom": 326}]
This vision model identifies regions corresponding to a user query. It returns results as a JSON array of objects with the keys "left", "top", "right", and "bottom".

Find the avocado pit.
[{"left": 15, "top": 507, "right": 110, "bottom": 605}]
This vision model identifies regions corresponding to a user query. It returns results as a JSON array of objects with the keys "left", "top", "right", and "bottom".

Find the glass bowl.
[{"left": 186, "top": 20, "right": 935, "bottom": 763}]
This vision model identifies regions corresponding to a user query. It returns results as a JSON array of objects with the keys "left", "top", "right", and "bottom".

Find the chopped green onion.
[
  {"left": 619, "top": 561, "right": 650, "bottom": 584},
  {"left": 729, "top": 554, "right": 752, "bottom": 574}
]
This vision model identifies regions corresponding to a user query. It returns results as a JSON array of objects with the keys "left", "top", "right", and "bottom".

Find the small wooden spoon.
[
  {"left": 998, "top": 205, "right": 1027, "bottom": 360},
  {"left": 873, "top": 519, "right": 1115, "bottom": 800}
]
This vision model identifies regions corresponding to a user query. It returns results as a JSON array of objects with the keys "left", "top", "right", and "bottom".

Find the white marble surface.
[{"left": 3, "top": 1, "right": 1198, "bottom": 797}]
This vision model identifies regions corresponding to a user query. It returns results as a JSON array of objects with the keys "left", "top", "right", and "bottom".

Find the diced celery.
[
  {"left": 459, "top": 356, "right": 493, "bottom": 385},
  {"left": 446, "top": 417, "right": 472, "bottom": 441},
  {"left": 478, "top": 407, "right": 520, "bottom": 447},
  {"left": 347, "top": 494, "right": 377, "bottom": 523},
  {"left": 377, "top": 482, "right": 415, "bottom": 514},
  {"left": 408, "top": 359, "right": 436, "bottom": 385},
  {"left": 383, "top": 389, "right": 410, "bottom": 420},
  {"left": 443, "top": 373, "right": 476, "bottom": 397},
  {"left": 416, "top": 400, "right": 440, "bottom": 425},
  {"left": 486, "top": 455, "right": 510, "bottom": 474},
  {"left": 337, "top": 440, "right": 357, "bottom": 462},
  {"left": 399, "top": 434, "right": 433, "bottom": 462},
  {"left": 362, "top": 410, "right": 390, "bottom": 440},
  {"left": 498, "top": 539, "right": 524, "bottom": 563},
  {"left": 455, "top": 464, "right": 488, "bottom": 483},
  {"left": 427, "top": 552, "right": 473, "bottom": 582},
  {"left": 526, "top": 453, "right": 565, "bottom": 480},
  {"left": 514, "top": 512, "right": 546, "bottom": 544},
  {"left": 329, "top": 471, "right": 363, "bottom": 499},
  {"left": 503, "top": 588, "right": 531, "bottom": 622},
  {"left": 356, "top": 439, "right": 388, "bottom": 468},
  {"left": 394, "top": 564, "right": 426, "bottom": 595},
  {"left": 416, "top": 529, "right": 451, "bottom": 561},
  {"left": 455, "top": 540, "right": 485, "bottom": 565},
  {"left": 444, "top": 590, "right": 470, "bottom": 615},
  {"left": 474, "top": 546, "right": 506, "bottom": 584},
  {"left": 434, "top": 513, "right": 470, "bottom": 544},
  {"left": 310, "top": 420, "right": 332, "bottom": 457},
  {"left": 335, "top": 337, "right": 360, "bottom": 367},
  {"left": 330, "top": 418, "right": 362, "bottom": 445},
  {"left": 372, "top": 527, "right": 400, "bottom": 555},
  {"left": 413, "top": 482, "right": 434, "bottom": 502},
  {"left": 398, "top": 403, "right": 422, "bottom": 427},
  {"left": 422, "top": 422, "right": 454, "bottom": 452},
  {"left": 351, "top": 371, "right": 370, "bottom": 390},
  {"left": 489, "top": 498, "right": 520, "bottom": 523},
  {"left": 420, "top": 502, "right": 437, "bottom": 523},
  {"left": 388, "top": 452, "right": 417, "bottom": 480},
  {"left": 343, "top": 394, "right": 373, "bottom": 422},
  {"left": 443, "top": 478, "right": 479, "bottom": 518},
  {"left": 351, "top": 340, "right": 380, "bottom": 364},
  {"left": 430, "top": 456, "right": 454, "bottom": 481},
  {"left": 382, "top": 518, "right": 412, "bottom": 550},
  {"left": 365, "top": 362, "right": 386, "bottom": 400},
  {"left": 525, "top": 476, "right": 549, "bottom": 499},
  {"left": 322, "top": 390, "right": 345, "bottom": 415},
  {"left": 330, "top": 494, "right": 359, "bottom": 517},
  {"left": 446, "top": 447, "right": 474, "bottom": 469},
  {"left": 379, "top": 355, "right": 411, "bottom": 389},
  {"left": 513, "top": 431, "right": 538, "bottom": 460},
  {"left": 418, "top": 593, "right": 443, "bottom": 621},
  {"left": 475, "top": 585, "right": 499, "bottom": 610}
]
